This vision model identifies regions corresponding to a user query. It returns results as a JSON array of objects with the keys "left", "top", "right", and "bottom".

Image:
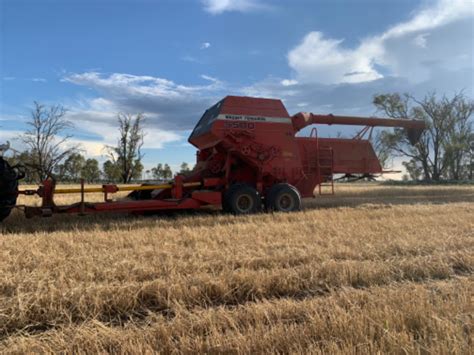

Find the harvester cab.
[{"left": 1, "top": 96, "right": 426, "bottom": 221}]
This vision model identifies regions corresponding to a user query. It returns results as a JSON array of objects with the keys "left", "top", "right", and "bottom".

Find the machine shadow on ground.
[{"left": 2, "top": 185, "right": 472, "bottom": 235}]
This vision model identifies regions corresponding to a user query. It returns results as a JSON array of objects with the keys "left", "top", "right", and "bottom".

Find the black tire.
[
  {"left": 128, "top": 182, "right": 166, "bottom": 200},
  {"left": 265, "top": 183, "right": 301, "bottom": 213},
  {"left": 222, "top": 183, "right": 243, "bottom": 213},
  {"left": 128, "top": 188, "right": 153, "bottom": 200},
  {"left": 224, "top": 184, "right": 262, "bottom": 215},
  {"left": 0, "top": 157, "right": 19, "bottom": 222},
  {"left": 221, "top": 191, "right": 231, "bottom": 213}
]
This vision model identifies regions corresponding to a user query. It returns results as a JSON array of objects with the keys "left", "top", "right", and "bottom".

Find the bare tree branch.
[
  {"left": 107, "top": 113, "right": 145, "bottom": 183},
  {"left": 21, "top": 102, "right": 78, "bottom": 182}
]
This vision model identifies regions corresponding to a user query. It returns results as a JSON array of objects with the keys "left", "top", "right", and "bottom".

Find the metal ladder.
[
  {"left": 317, "top": 147, "right": 334, "bottom": 195},
  {"left": 309, "top": 127, "right": 335, "bottom": 196}
]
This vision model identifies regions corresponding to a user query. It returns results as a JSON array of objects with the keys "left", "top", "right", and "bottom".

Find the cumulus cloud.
[
  {"left": 288, "top": 32, "right": 383, "bottom": 84},
  {"left": 202, "top": 0, "right": 268, "bottom": 14},
  {"left": 200, "top": 42, "right": 211, "bottom": 49},
  {"left": 287, "top": 0, "right": 473, "bottom": 85}
]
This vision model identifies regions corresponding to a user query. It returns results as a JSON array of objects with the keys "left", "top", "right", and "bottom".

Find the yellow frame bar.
[{"left": 52, "top": 182, "right": 201, "bottom": 194}]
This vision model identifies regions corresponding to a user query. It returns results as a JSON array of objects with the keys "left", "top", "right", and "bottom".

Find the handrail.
[{"left": 310, "top": 127, "right": 321, "bottom": 180}]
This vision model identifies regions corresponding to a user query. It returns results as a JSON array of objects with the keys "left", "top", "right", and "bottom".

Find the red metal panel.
[
  {"left": 51, "top": 198, "right": 203, "bottom": 215},
  {"left": 220, "top": 96, "right": 290, "bottom": 118},
  {"left": 191, "top": 191, "right": 221, "bottom": 205},
  {"left": 297, "top": 137, "right": 382, "bottom": 175},
  {"left": 203, "top": 177, "right": 224, "bottom": 187}
]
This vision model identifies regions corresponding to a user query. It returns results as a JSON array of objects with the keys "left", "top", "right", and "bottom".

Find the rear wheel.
[
  {"left": 265, "top": 183, "right": 301, "bottom": 213},
  {"left": 0, "top": 157, "right": 20, "bottom": 222},
  {"left": 224, "top": 184, "right": 262, "bottom": 215}
]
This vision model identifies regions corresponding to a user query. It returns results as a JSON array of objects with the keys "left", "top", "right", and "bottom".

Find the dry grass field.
[{"left": 0, "top": 183, "right": 473, "bottom": 353}]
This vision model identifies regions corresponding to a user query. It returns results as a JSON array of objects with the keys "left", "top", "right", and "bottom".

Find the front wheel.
[
  {"left": 265, "top": 183, "right": 301, "bottom": 213},
  {"left": 224, "top": 184, "right": 262, "bottom": 215}
]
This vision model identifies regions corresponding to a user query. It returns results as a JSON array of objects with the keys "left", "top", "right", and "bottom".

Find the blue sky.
[{"left": 1, "top": 0, "right": 473, "bottom": 173}]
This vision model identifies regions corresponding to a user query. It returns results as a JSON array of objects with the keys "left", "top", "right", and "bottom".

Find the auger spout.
[{"left": 292, "top": 112, "right": 426, "bottom": 144}]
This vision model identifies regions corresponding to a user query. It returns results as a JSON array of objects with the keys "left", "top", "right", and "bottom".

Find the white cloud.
[
  {"left": 200, "top": 74, "right": 220, "bottom": 83},
  {"left": 202, "top": 0, "right": 267, "bottom": 14},
  {"left": 281, "top": 79, "right": 298, "bottom": 86},
  {"left": 2, "top": 77, "right": 47, "bottom": 82},
  {"left": 288, "top": 31, "right": 383, "bottom": 84},
  {"left": 287, "top": 0, "right": 474, "bottom": 85},
  {"left": 413, "top": 33, "right": 429, "bottom": 48},
  {"left": 0, "top": 130, "right": 23, "bottom": 147},
  {"left": 200, "top": 42, "right": 211, "bottom": 49},
  {"left": 381, "top": 0, "right": 473, "bottom": 39}
]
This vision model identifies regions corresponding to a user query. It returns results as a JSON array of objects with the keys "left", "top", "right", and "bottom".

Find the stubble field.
[{"left": 0, "top": 184, "right": 473, "bottom": 353}]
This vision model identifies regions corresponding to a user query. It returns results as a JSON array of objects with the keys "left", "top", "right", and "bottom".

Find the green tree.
[
  {"left": 81, "top": 158, "right": 101, "bottom": 183},
  {"left": 179, "top": 162, "right": 191, "bottom": 175},
  {"left": 107, "top": 112, "right": 145, "bottom": 183},
  {"left": 151, "top": 163, "right": 164, "bottom": 180},
  {"left": 56, "top": 153, "right": 85, "bottom": 182},
  {"left": 469, "top": 134, "right": 474, "bottom": 180},
  {"left": 372, "top": 131, "right": 391, "bottom": 169},
  {"left": 373, "top": 92, "right": 473, "bottom": 181},
  {"left": 402, "top": 159, "right": 423, "bottom": 181},
  {"left": 131, "top": 159, "right": 144, "bottom": 181},
  {"left": 162, "top": 164, "right": 172, "bottom": 179},
  {"left": 102, "top": 160, "right": 121, "bottom": 182},
  {"left": 443, "top": 99, "right": 473, "bottom": 180},
  {"left": 6, "top": 150, "right": 36, "bottom": 183}
]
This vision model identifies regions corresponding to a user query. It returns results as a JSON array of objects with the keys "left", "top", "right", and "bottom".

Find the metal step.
[{"left": 317, "top": 146, "right": 334, "bottom": 196}]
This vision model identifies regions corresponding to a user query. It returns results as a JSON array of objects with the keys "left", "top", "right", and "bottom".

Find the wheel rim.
[
  {"left": 236, "top": 194, "right": 254, "bottom": 213},
  {"left": 278, "top": 193, "right": 295, "bottom": 212}
]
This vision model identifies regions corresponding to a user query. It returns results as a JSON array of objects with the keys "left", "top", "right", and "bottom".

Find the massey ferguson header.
[{"left": 0, "top": 95, "right": 425, "bottom": 220}]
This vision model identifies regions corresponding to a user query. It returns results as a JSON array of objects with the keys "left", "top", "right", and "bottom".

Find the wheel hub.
[
  {"left": 278, "top": 193, "right": 294, "bottom": 211},
  {"left": 236, "top": 194, "right": 253, "bottom": 213}
]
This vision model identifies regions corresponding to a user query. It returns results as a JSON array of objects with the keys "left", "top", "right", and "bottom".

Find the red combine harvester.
[{"left": 0, "top": 96, "right": 425, "bottom": 221}]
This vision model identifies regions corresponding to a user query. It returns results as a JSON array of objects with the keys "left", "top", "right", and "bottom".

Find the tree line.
[
  {"left": 5, "top": 91, "right": 473, "bottom": 184},
  {"left": 7, "top": 103, "right": 192, "bottom": 184},
  {"left": 373, "top": 92, "right": 473, "bottom": 181}
]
